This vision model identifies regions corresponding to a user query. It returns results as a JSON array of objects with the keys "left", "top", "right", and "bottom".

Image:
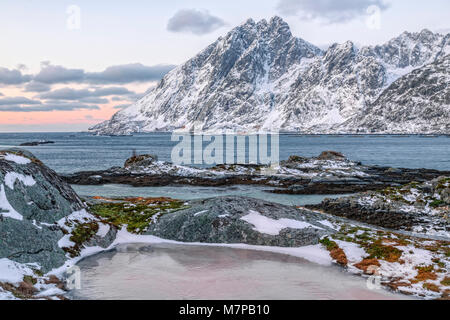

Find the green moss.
[
  {"left": 90, "top": 198, "right": 188, "bottom": 234},
  {"left": 430, "top": 200, "right": 445, "bottom": 208},
  {"left": 63, "top": 222, "right": 99, "bottom": 258},
  {"left": 435, "top": 178, "right": 450, "bottom": 191},
  {"left": 416, "top": 265, "right": 434, "bottom": 273},
  {"left": 32, "top": 269, "right": 44, "bottom": 277},
  {"left": 441, "top": 277, "right": 450, "bottom": 286},
  {"left": 70, "top": 222, "right": 99, "bottom": 246},
  {"left": 365, "top": 240, "right": 403, "bottom": 262},
  {"left": 320, "top": 237, "right": 338, "bottom": 251},
  {"left": 23, "top": 275, "right": 37, "bottom": 285},
  {"left": 355, "top": 232, "right": 372, "bottom": 241}
]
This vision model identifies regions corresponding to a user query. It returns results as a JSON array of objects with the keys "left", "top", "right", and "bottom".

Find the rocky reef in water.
[
  {"left": 307, "top": 177, "right": 450, "bottom": 238},
  {"left": 63, "top": 151, "right": 450, "bottom": 195}
]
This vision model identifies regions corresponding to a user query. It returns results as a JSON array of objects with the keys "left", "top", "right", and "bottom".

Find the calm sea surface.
[{"left": 0, "top": 132, "right": 449, "bottom": 173}]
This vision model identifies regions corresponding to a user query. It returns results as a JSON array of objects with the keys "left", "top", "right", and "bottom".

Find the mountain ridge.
[{"left": 90, "top": 16, "right": 450, "bottom": 135}]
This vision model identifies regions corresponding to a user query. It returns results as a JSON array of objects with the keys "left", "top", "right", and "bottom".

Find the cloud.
[
  {"left": 113, "top": 104, "right": 131, "bottom": 109},
  {"left": 78, "top": 97, "right": 109, "bottom": 104},
  {"left": 24, "top": 81, "right": 52, "bottom": 93},
  {"left": 86, "top": 63, "right": 175, "bottom": 84},
  {"left": 0, "top": 102, "right": 100, "bottom": 112},
  {"left": 0, "top": 67, "right": 32, "bottom": 85},
  {"left": 0, "top": 62, "right": 174, "bottom": 88},
  {"left": 32, "top": 63, "right": 175, "bottom": 85},
  {"left": 39, "top": 87, "right": 134, "bottom": 100},
  {"left": 277, "top": 0, "right": 389, "bottom": 24},
  {"left": 0, "top": 97, "right": 42, "bottom": 106},
  {"left": 34, "top": 64, "right": 85, "bottom": 84},
  {"left": 167, "top": 9, "right": 226, "bottom": 35}
]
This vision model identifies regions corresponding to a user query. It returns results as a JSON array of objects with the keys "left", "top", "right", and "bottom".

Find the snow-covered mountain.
[{"left": 90, "top": 17, "right": 450, "bottom": 135}]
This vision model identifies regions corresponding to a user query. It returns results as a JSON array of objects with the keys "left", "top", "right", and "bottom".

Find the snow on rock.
[
  {"left": 2, "top": 153, "right": 31, "bottom": 165},
  {"left": 57, "top": 209, "right": 96, "bottom": 233},
  {"left": 0, "top": 259, "right": 34, "bottom": 284},
  {"left": 241, "top": 210, "right": 323, "bottom": 236},
  {"left": 96, "top": 223, "right": 111, "bottom": 238},
  {"left": 4, "top": 172, "right": 36, "bottom": 190},
  {"left": 57, "top": 235, "right": 76, "bottom": 249},
  {"left": 335, "top": 240, "right": 367, "bottom": 264},
  {"left": 0, "top": 184, "right": 23, "bottom": 221},
  {"left": 90, "top": 17, "right": 450, "bottom": 135}
]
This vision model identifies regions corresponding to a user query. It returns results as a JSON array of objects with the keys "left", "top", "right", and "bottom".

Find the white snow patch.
[
  {"left": 57, "top": 209, "right": 95, "bottom": 232},
  {"left": 240, "top": 210, "right": 323, "bottom": 236},
  {"left": 35, "top": 287, "right": 66, "bottom": 298},
  {"left": 57, "top": 235, "right": 75, "bottom": 249},
  {"left": 96, "top": 223, "right": 110, "bottom": 238},
  {"left": 0, "top": 259, "right": 34, "bottom": 284},
  {"left": 194, "top": 210, "right": 209, "bottom": 217},
  {"left": 3, "top": 153, "right": 31, "bottom": 165},
  {"left": 0, "top": 184, "right": 23, "bottom": 221},
  {"left": 335, "top": 240, "right": 367, "bottom": 263},
  {"left": 318, "top": 220, "right": 337, "bottom": 229},
  {"left": 4, "top": 172, "right": 36, "bottom": 190}
]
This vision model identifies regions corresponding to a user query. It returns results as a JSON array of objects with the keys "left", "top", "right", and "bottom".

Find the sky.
[{"left": 0, "top": 0, "right": 449, "bottom": 132}]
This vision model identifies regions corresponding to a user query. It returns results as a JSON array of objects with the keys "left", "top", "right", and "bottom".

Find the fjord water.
[
  {"left": 0, "top": 132, "right": 449, "bottom": 173},
  {"left": 72, "top": 184, "right": 345, "bottom": 206},
  {"left": 72, "top": 244, "right": 409, "bottom": 300}
]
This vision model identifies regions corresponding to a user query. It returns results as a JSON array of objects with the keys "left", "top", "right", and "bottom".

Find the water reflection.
[{"left": 72, "top": 244, "right": 410, "bottom": 300}]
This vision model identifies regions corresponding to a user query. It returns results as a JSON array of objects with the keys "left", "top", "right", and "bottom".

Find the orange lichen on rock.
[
  {"left": 423, "top": 282, "right": 441, "bottom": 293},
  {"left": 386, "top": 281, "right": 412, "bottom": 291},
  {"left": 354, "top": 258, "right": 381, "bottom": 273},
  {"left": 123, "top": 197, "right": 177, "bottom": 205},
  {"left": 330, "top": 248, "right": 348, "bottom": 266},
  {"left": 415, "top": 265, "right": 438, "bottom": 281}
]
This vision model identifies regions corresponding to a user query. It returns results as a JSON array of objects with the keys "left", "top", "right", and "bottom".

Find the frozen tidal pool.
[{"left": 71, "top": 244, "right": 411, "bottom": 300}]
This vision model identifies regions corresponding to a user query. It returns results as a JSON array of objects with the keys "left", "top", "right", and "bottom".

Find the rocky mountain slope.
[{"left": 90, "top": 16, "right": 449, "bottom": 134}]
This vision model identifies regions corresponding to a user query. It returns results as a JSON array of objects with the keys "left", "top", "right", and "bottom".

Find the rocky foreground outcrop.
[
  {"left": 63, "top": 151, "right": 450, "bottom": 195},
  {"left": 0, "top": 149, "right": 84, "bottom": 271},
  {"left": 308, "top": 177, "right": 450, "bottom": 238},
  {"left": 0, "top": 149, "right": 116, "bottom": 299},
  {"left": 146, "top": 196, "right": 333, "bottom": 247}
]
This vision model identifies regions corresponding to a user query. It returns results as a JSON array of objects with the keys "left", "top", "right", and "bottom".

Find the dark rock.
[
  {"left": 0, "top": 149, "right": 115, "bottom": 272},
  {"left": 124, "top": 154, "right": 158, "bottom": 168},
  {"left": 308, "top": 178, "right": 450, "bottom": 238},
  {"left": 317, "top": 151, "right": 346, "bottom": 160},
  {"left": 63, "top": 152, "right": 450, "bottom": 196},
  {"left": 146, "top": 196, "right": 335, "bottom": 247},
  {"left": 19, "top": 141, "right": 55, "bottom": 147}
]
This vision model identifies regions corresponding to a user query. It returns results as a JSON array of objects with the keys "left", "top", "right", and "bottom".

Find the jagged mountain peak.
[{"left": 90, "top": 19, "right": 449, "bottom": 135}]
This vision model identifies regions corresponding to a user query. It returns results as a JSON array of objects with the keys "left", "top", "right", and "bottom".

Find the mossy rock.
[{"left": 90, "top": 197, "right": 188, "bottom": 234}]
